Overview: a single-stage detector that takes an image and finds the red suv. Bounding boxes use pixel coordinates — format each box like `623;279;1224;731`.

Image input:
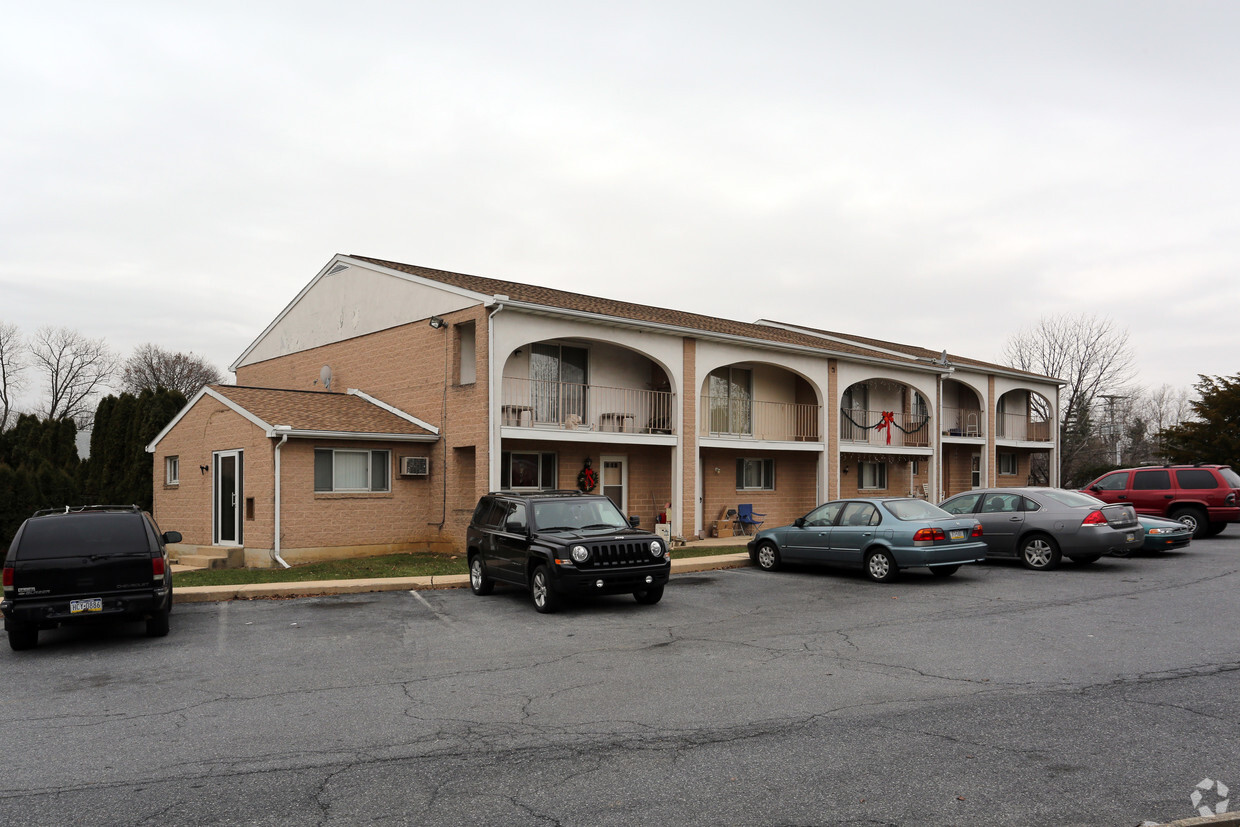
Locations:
1082;464;1240;539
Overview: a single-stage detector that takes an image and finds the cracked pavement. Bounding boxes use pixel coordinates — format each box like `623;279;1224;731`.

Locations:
2;541;1237;826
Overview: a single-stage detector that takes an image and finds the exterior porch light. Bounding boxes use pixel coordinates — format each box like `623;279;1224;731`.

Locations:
428;316;446;329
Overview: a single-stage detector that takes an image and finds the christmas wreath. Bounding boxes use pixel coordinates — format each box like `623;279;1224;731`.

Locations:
577;459;598;492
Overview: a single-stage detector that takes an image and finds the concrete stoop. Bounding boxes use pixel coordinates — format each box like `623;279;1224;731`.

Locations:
169;545;245;570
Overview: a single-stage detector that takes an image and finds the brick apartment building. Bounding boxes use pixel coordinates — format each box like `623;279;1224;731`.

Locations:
147;254;1062;567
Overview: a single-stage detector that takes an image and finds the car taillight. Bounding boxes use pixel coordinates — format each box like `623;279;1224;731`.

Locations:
971;524;984;537
1227;492;1236;505
152;557;165;578
913;527;946;541
2;563;13;589
1082;510;1108;526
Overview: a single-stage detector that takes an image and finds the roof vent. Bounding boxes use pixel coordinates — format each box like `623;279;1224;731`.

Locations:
327;263;350;276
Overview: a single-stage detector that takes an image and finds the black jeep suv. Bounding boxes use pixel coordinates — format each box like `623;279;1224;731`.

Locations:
466;491;671;613
2;505;180;650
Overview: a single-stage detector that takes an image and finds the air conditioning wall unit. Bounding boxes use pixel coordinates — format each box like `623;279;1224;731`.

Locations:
400;456;430;477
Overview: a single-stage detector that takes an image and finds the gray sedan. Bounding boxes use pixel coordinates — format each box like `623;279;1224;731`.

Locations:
939;487;1143;570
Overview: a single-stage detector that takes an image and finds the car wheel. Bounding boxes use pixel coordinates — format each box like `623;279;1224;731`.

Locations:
1019;535;1061;570
864;549;898;583
469;555;495;596
633;585;664;605
1170;506;1208;540
1205;521;1227;537
1071;554;1103;565
754;541;781;572
929;565;959;577
530;565;560;614
7;624;38;651
146;601;171;638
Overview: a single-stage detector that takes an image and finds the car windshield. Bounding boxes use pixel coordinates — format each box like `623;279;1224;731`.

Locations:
1037;489;1106;508
532;499;629;531
884;499;952;521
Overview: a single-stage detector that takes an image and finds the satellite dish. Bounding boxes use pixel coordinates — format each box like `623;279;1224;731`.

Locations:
319;365;333;390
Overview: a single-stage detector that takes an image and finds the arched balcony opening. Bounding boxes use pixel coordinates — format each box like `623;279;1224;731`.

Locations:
941;379;985;438
699;363;821;442
996;389;1054;443
500;339;676;434
839;379;932;449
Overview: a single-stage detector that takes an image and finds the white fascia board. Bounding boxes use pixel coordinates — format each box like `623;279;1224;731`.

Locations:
145;387;271;452
494;300;946;375
755;319;924;362
347;389;440;435
269;430;439;442
229;254;495;372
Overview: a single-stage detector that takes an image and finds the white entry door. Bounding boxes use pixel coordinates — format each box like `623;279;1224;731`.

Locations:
214;450;244;546
601;455;627;514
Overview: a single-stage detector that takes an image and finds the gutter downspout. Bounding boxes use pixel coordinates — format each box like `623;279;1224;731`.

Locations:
487;299;507;494
272;431;291;569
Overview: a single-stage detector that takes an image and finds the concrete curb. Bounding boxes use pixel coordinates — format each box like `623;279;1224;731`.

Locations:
173;552;752;604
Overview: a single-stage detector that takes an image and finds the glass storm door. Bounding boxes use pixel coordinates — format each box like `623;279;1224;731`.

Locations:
601;455;627;513
214;450;243;546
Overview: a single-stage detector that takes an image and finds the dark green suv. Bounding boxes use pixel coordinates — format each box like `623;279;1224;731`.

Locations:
2;505;180;650
466;491;670;613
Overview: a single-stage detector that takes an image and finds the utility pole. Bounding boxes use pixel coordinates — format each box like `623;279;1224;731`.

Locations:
1100;394;1126;465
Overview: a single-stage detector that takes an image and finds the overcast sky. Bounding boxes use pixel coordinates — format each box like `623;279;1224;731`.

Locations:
3;1;1237;412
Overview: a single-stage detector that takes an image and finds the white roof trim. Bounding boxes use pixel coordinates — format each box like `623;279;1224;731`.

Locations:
144;387;268;453
347;389;440;435
271;430;438;442
230;254;495;371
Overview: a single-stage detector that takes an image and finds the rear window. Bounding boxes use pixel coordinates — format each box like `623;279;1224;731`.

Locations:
14;514;149;560
1038;489;1106;508
1176;469;1220;490
1133;470;1171;490
1220;467;1240;487
883;499;950;521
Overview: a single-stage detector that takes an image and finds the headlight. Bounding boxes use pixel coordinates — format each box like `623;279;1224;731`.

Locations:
571;545;590;563
1146;527;1166;535
650;540;663;558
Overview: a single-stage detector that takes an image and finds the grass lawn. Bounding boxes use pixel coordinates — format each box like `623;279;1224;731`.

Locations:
173;544;746;587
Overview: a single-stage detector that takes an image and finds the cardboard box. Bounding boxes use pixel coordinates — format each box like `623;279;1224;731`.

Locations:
712;520;734;538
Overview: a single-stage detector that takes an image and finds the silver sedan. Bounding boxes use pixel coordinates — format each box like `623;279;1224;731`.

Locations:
938;488;1143;570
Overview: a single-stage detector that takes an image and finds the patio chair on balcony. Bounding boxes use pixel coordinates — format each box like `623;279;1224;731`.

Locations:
736;504;766;535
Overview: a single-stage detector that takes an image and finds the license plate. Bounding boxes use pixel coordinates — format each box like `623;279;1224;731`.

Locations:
1125;532;1136;543
70;598;103;614
950;530;965;541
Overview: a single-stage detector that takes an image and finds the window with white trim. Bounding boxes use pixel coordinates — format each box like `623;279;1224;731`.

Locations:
314;449;391;492
736;458;774;490
165;456;180;485
859;462;887;490
501;451;557;490
998;452;1018;476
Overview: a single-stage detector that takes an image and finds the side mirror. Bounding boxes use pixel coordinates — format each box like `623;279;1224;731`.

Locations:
793;517;806;528
505;521;526;535
1089;485;1101;492
163;530;182;544
629;515;641;528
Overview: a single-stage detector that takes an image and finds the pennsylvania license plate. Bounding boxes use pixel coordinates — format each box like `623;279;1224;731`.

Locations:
70;598;103;614
950;530;965;541
1125;532;1136;543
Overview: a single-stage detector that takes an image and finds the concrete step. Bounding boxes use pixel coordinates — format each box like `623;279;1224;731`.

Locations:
169;545;245;570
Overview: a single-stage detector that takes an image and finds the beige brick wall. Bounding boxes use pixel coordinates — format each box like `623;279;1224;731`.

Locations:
700;448;818;532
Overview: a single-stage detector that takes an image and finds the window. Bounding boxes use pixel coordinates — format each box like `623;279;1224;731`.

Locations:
531;343;588;424
456;322;476;385
736;458;774;490
501;451;557;489
941;492;982;515
998;453;1018;476
314;449;391;493
1133;469;1171;491
710;367;753;435
859;462;887;490
1176;469;1220;490
1093;472;1129;491
165;456;180;485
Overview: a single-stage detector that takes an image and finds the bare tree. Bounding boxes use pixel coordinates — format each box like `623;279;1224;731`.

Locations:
120;343;223;398
1004;314;1136;484
28;326;118;425
0;320;25;430
1134;383;1194;460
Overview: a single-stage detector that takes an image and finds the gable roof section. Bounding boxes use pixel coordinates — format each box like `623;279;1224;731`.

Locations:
146;385;439;452
348;256;913;363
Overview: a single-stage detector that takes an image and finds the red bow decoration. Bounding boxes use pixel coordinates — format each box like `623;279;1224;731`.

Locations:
876;411;896;445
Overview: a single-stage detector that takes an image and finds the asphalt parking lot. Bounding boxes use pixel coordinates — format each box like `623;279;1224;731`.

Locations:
2;538;1237;826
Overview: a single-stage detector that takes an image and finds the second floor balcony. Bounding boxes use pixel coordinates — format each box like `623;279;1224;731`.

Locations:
996;413;1053;442
501;377;676;434
941;406;984;438
700;396;821;442
840;408;932;449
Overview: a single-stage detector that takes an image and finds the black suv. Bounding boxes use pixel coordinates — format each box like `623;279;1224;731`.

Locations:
2;505;180;650
466;491;671;613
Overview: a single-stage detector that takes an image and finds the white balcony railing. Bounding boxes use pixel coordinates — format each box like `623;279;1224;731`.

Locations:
700;397;821;442
941;406;984;437
501;377;676;434
840;408;932;448
996;413;1053;442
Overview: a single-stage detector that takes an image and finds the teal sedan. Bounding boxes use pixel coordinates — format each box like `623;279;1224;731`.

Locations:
746;498;988;583
1137;515;1193;553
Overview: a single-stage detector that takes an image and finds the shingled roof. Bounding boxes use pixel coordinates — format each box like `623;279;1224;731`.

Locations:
349;255;916;363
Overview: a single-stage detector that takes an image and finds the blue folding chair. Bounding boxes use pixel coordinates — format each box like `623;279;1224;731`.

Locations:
736;504;766;535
